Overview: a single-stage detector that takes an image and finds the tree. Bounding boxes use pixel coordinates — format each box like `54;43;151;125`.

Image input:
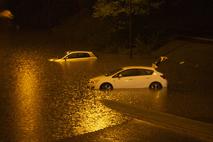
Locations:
92;0;164;39
93;0;164;32
93;0;164;57
93;0;163;18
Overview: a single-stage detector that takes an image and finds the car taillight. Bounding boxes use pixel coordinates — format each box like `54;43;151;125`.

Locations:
160;74;166;79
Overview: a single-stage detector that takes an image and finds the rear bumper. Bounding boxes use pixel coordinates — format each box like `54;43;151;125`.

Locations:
162;80;168;88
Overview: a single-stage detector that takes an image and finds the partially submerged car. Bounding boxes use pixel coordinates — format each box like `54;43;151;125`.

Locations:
48;51;97;62
88;66;168;90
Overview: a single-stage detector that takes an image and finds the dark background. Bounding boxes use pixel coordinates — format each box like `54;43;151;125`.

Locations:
0;0;212;34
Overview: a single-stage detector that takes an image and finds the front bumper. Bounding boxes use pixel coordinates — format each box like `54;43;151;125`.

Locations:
87;81;96;89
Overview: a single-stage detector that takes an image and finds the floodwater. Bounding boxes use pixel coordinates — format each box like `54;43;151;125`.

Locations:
0;47;213;142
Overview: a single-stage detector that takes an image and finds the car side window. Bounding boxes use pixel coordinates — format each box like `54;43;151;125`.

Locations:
113;69;153;77
66;53;78;59
78;53;90;58
66;53;90;59
119;69;141;77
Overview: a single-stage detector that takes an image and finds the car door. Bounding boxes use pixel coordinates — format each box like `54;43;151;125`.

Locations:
112;69;140;88
77;53;91;61
64;53;78;61
134;69;154;88
112;69;154;88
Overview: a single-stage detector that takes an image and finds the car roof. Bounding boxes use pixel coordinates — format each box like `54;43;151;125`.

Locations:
67;51;93;54
122;66;155;70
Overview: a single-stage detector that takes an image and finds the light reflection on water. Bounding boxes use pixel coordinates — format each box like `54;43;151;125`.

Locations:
1;48;134;141
8;50;44;142
105;89;168;111
51;90;129;140
1;47;212;142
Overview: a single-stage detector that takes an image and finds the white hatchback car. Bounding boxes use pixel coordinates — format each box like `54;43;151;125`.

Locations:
48;51;97;62
88;66;167;90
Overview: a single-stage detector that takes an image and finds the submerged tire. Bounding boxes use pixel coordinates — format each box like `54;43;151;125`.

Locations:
100;83;113;91
149;82;162;90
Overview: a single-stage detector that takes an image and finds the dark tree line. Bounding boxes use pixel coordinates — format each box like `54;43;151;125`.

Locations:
5;0;95;28
0;0;212;33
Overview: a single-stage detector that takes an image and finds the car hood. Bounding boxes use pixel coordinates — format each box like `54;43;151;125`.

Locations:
90;75;106;81
48;58;63;62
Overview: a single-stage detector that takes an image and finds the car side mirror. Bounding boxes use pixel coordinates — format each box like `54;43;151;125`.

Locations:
118;74;122;78
112;74;122;78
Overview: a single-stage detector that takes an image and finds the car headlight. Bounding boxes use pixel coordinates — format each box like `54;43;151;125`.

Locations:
89;80;94;84
89;79;99;84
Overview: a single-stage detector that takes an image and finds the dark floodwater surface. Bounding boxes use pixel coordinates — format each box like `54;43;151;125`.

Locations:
0;47;213;142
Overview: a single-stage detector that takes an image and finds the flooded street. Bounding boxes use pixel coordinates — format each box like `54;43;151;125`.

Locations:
0;47;213;142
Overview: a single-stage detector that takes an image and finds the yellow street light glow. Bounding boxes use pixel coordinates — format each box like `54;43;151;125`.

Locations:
0;10;14;19
12;55;42;141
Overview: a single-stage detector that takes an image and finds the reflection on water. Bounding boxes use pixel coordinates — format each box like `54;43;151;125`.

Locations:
0;48;133;141
72;95;125;135
106;89;168;111
9;50;43;142
1;47;213;142
46;88;169;140
51;91;129;139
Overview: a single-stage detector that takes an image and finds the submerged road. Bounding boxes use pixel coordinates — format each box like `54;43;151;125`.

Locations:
102;99;213;142
1;46;213;141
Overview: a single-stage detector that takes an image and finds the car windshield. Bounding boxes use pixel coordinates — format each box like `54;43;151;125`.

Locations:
61;55;67;59
105;68;122;76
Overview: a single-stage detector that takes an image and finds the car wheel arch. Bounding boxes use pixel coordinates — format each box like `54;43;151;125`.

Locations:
99;82;113;90
149;81;162;90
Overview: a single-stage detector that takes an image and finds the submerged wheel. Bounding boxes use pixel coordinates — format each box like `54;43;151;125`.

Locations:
100;83;113;91
149;82;162;90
